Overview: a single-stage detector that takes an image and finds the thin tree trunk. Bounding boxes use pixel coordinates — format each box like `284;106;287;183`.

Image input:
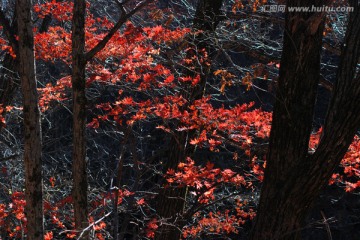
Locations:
154;1;224;239
69;1;149;237
250;1;360;239
112;126;131;240
71;0;88;236
16;0;44;238
154;132;188;240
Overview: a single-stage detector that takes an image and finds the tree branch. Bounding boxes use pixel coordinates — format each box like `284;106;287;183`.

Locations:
38;14;52;33
222;40;334;91
84;0;150;61
0;154;20;162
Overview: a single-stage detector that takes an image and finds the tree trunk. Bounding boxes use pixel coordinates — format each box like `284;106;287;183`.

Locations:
69;2;148;236
0;4;51;129
16;0;44;238
71;0;88;237
154;132;188;240
154;1;224;239
250;1;360;240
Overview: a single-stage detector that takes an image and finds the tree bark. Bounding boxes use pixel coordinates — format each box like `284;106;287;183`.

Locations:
154;1;224;239
249;1;360;240
16;0;44;238
69;1;149;237
154;132;188;240
0;4;51;130
71;0;88;237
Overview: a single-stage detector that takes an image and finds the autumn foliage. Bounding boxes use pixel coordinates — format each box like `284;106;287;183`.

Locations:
0;0;359;239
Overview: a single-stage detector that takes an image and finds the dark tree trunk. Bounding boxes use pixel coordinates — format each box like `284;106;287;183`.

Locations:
154;132;188;240
190;0;223;101
16;0;44;238
154;1;224;239
71;0;88;237
0;5;50;130
193;0;223;34
68;2;149;237
250;1;360;240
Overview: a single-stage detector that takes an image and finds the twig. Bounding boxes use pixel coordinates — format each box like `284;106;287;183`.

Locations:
320;210;333;240
0;154;20;162
58;211;112;240
85;0;151;61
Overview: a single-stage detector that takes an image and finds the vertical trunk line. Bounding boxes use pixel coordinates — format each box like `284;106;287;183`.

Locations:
71;0;88;237
154;1;224;239
16;0;44;238
249;1;327;239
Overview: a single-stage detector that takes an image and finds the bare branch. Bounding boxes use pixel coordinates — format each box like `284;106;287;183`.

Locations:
85;0;150;61
0;154;20;162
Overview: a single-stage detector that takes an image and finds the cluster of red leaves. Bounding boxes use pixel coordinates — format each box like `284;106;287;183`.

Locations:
182;200;255;239
0;24;15;57
35;26;72;62
93;94;271;152
33;1;189;79
182;47;211;72
37;22;189;110
0;192;27;239
0;104;7;127
309;128;360;191
167;158;247;204
170;98;271;151
145;218;159;239
341;136;360;191
248;155;266;182
0;37;16;58
34;0;73;21
232;0;268;13
38;76;71;111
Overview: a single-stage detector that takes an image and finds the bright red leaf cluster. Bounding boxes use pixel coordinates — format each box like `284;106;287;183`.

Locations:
167;158;248;204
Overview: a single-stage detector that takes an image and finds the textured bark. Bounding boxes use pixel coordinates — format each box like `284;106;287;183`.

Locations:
190;0;223;101
71;0;88;237
112;127;131;240
0;6;50;129
16;0;44;239
250;1;360;240
154;1;224;239
155;132;188;240
68;2;149;237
